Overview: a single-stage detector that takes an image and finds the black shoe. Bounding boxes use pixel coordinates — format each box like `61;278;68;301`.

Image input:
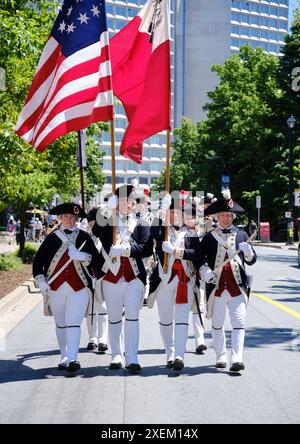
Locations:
166;360;174;369
230;362;245;372
57;363;67;370
87;342;98;351
109;362;123;370
66;361;81;372
196;344;207;354
173;359;184;372
98;343;108;353
125;363;141;372
215;361;227;369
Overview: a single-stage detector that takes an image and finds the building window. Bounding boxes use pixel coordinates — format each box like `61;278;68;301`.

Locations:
269;19;278;28
269;7;277;16
250;3;259;13
269;44;279;53
139;177;149;185
279;21;288;31
240;14;249;24
260;18;268;27
269;32;277;41
260;30;268;39
250;16;259;25
232;12;240;22
240;27;249;37
251;28;259;38
231;25;239;34
260;5;268;15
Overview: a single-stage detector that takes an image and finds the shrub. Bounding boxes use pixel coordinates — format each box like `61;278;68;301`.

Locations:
0;253;23;272
17;242;40;263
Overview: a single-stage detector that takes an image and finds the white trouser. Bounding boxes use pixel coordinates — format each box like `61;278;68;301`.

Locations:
211;291;247;364
192;282;206;348
86;299;108;345
102;278;143;365
156;276;194;363
49;282;89;364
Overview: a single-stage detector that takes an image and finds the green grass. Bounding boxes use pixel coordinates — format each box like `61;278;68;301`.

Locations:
0;242;40;271
0;252;23;272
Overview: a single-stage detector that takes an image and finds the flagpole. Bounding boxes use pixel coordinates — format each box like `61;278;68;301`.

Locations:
110;120;117;245
77;130;85;211
163;129;171;273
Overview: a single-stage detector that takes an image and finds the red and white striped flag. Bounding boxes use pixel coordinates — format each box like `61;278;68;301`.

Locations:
15;0;113;151
110;0;171;164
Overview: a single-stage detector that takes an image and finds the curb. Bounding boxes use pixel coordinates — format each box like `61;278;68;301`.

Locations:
0;278;42;343
254;243;298;252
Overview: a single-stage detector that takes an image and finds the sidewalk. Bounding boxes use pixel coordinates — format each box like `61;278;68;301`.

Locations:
253;241;298;251
0;244;19;255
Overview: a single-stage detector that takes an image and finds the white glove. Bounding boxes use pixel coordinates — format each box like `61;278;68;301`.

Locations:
203;268;215;284
107;195;118;210
162;241;175;255
68;246;89;262
39;281;50;294
161;194;172;211
110;244;123;257
239;242;253;258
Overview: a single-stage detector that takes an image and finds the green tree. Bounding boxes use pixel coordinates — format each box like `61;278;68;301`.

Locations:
0;1;107;257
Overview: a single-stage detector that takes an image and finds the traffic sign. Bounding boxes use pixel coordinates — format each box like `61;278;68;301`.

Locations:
285;212;292;219
221;175;230;191
256;196;261;209
295;189;300;207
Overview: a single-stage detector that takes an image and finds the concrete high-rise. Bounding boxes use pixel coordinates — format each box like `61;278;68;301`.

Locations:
175;0;289;124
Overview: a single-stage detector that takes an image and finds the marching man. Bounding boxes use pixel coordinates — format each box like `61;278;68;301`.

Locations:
85;208;108;354
33;203;101;373
183;202;207;355
199;190;257;372
148;194;201;372
92;185;151;372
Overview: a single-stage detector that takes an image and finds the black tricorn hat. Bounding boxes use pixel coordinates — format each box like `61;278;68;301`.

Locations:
49;203;87;219
87;208;98;222
204;190;245;216
115;185;135;199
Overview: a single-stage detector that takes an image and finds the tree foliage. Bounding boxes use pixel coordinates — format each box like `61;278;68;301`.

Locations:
0;0;107;256
155;39;300;234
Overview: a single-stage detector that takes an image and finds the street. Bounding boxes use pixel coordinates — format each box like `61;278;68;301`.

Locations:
0;246;299;424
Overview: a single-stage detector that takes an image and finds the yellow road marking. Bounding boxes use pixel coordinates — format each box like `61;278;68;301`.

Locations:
252;292;300;320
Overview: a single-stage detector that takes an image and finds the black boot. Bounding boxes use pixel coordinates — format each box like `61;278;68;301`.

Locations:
66;361;81;372
230;362;245;372
173;359;184;372
195;344;207;354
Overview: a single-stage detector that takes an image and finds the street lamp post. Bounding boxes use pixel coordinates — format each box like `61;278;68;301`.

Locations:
286;115;297;245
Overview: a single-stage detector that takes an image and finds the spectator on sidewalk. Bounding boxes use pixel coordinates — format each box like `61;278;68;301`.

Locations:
15;220;21;245
249;220;258;238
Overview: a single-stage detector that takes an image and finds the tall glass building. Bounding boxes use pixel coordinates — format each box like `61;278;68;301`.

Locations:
100;0;176;194
175;0;290;124
230;0;289;55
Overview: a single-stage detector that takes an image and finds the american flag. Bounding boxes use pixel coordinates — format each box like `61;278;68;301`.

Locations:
15;0;113;151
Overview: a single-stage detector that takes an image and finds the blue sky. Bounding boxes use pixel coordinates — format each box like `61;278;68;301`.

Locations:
289;0;299;25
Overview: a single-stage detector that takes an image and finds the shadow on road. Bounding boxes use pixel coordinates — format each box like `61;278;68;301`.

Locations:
257;254;297;264
245;327;295;350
